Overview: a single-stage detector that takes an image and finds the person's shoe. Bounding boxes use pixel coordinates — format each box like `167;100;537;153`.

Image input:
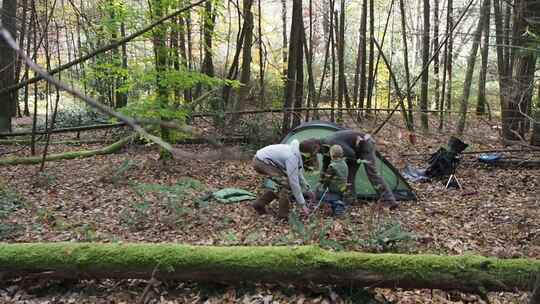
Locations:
332;200;346;217
251;190;276;215
251;201;268;215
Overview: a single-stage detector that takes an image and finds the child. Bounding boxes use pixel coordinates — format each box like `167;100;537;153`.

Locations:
316;145;350;216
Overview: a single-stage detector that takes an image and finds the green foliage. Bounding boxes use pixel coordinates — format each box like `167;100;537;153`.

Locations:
0;185;24;220
0;223;23;240
44;104;109;129
110;160;135;184
238;114;282;148
364;220;416;253
286;212;344;251
120;178;206;230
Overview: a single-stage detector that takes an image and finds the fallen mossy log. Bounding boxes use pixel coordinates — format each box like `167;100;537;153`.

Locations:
0;243;538;293
0;135;133;166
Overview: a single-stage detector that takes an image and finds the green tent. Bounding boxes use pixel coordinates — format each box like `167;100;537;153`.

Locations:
281;121;416;201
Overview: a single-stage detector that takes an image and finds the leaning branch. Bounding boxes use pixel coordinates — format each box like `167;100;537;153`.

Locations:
0;123;126;137
0;0;208;95
0;243;539;293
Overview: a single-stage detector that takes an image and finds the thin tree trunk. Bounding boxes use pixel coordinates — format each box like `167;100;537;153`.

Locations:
433;0;440;114
366;0;375;114
445;0;454;112
281;0;288;80
337;1;346;122
258;0;265;107
399;0;414;130
14;0;29;118
457;0;490;135
237;0;254;108
420;0;430;132
476;0;491;116
0;0;18;131
282;0;302;133
292;25;305;129
356;0;368;116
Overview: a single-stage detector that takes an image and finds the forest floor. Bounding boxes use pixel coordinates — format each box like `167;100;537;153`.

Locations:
0;113;539;304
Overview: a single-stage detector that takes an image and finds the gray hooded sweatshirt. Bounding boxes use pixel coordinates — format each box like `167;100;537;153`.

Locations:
255;140;309;206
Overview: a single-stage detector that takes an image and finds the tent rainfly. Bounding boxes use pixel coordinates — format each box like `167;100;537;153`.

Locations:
281;121;416;201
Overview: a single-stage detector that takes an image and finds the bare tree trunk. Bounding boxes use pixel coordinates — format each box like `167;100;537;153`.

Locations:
476;0;491;116
14;0;29;118
258;0;265;107
0;0;18;131
336;0;346;122
237;0;254;108
366;0;375;114
433;0;440;114
355;0;368;115
151;0;171;158
399;0;414;130
445;0;454;112
281;0;288;80
282;0;302;133
201;1;215;77
420;0;430;132
292;24;305;128
457;0;490;135
500;0;539;141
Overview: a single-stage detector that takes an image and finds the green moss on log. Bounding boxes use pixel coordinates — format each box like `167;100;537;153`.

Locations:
0;243;538;292
0;135;133;166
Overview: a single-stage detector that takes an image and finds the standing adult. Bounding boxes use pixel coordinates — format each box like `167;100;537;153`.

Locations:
251;139;311;218
300;130;398;209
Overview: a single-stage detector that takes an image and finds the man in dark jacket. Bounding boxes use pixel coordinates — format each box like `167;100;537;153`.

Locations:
300;130;398;209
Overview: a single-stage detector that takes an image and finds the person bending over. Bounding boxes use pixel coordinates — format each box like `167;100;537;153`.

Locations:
300;130;398;209
251;140;311;218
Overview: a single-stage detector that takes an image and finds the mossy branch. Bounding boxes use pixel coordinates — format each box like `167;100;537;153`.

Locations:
0;135;133;166
0;243;538;292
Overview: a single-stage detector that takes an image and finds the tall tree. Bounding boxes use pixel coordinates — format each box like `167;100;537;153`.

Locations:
337;0;346;122
476;0;491;116
0;0;18;131
432;0;440;113
420;0;430;131
399;0;414;130
282;0;302;133
499;0;539;141
445;0;454;112
201;0;216;77
281;0;288;80
151;0;171;157
457;0;490;135
354;0;368;114
366;0;375;113
237;0;254;108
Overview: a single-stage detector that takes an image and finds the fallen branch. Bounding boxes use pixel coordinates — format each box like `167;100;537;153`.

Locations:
0;135;133;166
0;138;114;145
0;243;538;293
0;123;126;137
